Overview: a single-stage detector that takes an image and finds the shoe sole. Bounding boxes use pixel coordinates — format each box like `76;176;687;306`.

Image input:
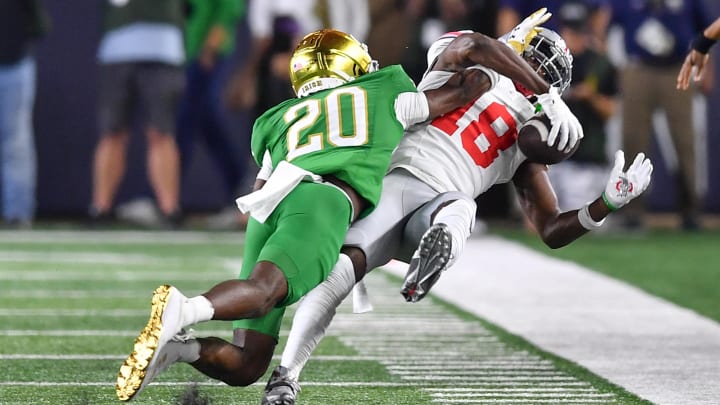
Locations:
116;285;175;401
401;224;452;302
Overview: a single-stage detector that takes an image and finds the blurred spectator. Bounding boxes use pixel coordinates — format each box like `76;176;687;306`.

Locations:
177;0;247;229
402;0;500;88
497;0;610;49
90;0;186;228
365;0;413;67
225;0;369;114
609;0;712;230
0;0;49;229
548;1;618;212
221;0;369;227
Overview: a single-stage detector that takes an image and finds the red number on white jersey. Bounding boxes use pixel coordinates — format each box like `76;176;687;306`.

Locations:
431;101;518;168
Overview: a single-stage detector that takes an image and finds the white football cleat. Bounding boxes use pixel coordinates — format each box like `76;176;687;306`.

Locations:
262;366;301;405
401;223;453;302
116;285;186;401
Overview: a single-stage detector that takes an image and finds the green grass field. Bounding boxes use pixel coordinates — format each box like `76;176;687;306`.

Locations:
3;228;712;404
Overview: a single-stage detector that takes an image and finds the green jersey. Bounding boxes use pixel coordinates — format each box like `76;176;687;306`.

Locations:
251;65;418;217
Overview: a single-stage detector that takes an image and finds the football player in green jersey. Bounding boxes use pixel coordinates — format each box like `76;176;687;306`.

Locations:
115;28;554;402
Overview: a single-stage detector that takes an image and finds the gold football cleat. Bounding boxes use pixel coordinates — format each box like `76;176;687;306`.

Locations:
116;284;176;401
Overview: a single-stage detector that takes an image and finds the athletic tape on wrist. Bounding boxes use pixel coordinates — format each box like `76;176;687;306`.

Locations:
578;203;606;231
691;34;717;54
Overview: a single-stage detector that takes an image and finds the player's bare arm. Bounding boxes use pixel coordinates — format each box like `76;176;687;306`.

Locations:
437;33;550;95
251;68;493;219
514;150;654;249
431;21;584;152
424;68;493;118
512;161;604;249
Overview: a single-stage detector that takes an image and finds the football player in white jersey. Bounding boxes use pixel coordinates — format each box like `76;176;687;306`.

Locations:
262;11;654;405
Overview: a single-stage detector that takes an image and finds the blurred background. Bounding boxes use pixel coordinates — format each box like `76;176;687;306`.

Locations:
4;0;720;231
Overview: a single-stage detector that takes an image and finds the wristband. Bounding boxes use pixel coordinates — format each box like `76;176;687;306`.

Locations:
601;191;619;211
691;33;717;54
577;203;606;230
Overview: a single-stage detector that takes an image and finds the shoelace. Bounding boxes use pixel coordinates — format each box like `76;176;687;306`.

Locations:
172;328;195;342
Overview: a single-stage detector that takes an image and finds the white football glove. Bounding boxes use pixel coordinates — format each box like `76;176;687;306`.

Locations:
506;7;552;54
536;86;584;152
602;150;654;211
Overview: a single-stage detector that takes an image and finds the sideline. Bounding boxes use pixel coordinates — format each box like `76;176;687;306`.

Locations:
382;235;720;405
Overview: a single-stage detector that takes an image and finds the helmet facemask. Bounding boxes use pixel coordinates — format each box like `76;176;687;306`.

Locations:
522;28;573;93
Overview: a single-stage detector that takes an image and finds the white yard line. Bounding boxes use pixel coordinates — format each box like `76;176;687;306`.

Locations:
0;251;172;265
325;273;612;403
0;381;415;387
0;230;244;244
2;252;614;403
383;235;720;405
0;271;230;281
0;354;390;361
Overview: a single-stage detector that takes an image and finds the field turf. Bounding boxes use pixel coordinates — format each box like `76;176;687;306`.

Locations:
1;229;700;404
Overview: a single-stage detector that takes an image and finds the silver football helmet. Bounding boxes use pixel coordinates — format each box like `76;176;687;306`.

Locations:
522;28;573;93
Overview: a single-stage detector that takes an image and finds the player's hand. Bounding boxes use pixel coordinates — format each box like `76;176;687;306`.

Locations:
506;7;552;54
676;50;710;90
601;150;654;211
536;86;584;152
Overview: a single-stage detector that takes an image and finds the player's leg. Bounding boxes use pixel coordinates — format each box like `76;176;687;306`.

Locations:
201;56;245;200
401;191;477;302
185;213;297;387
91;63;133;218
618;62;654;227
660;70;698;228
263;169;437;405
139;62;184;219
116;214;280;400
0;56;36;224
262;251;357;405
118;183;353;400
118;180;352;400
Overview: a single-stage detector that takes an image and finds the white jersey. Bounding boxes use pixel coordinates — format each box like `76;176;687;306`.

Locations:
389;70;537;198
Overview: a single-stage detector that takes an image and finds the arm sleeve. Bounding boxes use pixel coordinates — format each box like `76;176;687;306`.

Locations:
394;92;430;129
256;151;274;181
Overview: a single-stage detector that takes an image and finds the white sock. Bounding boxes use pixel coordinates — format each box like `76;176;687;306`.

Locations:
281;254;355;380
182;295;215;327
433;199;475;267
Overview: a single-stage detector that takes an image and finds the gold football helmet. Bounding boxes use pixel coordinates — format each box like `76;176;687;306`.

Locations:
290;29;378;98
